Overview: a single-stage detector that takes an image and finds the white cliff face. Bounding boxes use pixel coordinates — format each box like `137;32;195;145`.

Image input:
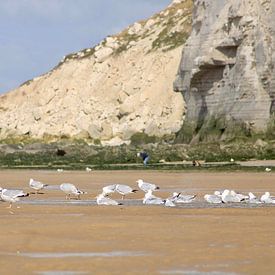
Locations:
0;0;192;146
174;0;275;140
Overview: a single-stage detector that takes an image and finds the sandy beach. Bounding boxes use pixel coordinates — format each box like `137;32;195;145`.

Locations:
0;170;275;274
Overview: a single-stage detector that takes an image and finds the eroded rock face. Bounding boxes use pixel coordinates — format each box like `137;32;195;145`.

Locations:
174;0;275;141
0;0;192;146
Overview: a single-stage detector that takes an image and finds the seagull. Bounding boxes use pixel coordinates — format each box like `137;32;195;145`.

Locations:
260;192;275;203
86;167;92;172
60;183;86;200
221;189;242;203
230;158;234;162
171;192;196;203
29;178;48;194
0;188;29;208
136;179;160;193
143;190;164;205
57;169;64;173
246;192;262;204
102;184;117;195
265;167;271;172
164;198;176;207
96;193;122;206
204;194;223;204
115;184;138;200
230;190;248;201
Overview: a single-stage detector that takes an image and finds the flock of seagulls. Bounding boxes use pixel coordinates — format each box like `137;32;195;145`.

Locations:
91;179;196;207
204;189;275;204
0;178;275;208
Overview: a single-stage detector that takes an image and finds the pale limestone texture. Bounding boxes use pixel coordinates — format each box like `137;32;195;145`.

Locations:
0;0;192;145
174;0;275;137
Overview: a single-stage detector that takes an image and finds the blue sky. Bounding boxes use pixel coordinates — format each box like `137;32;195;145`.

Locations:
0;0;170;94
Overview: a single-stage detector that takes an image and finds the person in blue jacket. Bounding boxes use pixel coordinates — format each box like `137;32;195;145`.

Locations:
137;151;150;166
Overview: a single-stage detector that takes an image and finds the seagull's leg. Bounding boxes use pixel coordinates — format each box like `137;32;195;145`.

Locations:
6;202;12;209
122;195;125;200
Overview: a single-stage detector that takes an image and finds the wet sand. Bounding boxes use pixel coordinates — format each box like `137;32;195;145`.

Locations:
0;170;275;274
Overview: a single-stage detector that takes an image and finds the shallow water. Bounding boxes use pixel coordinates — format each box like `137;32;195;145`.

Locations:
17;198;275;209
3;251;148;259
37;272;87;275
160;270;238;275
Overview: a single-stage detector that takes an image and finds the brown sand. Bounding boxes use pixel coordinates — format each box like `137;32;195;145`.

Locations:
0;170;275;274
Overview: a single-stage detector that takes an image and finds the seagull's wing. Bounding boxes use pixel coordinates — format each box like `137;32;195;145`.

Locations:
141;182;155;192
144;195;164;205
175;195;197;203
116;184;132;194
150;198;164;204
3;189;28;198
101;197;119;205
178;194;196;201
30;180;44;189
103;184;116;194
205;195;222;204
144;181;159;190
60;183;75;193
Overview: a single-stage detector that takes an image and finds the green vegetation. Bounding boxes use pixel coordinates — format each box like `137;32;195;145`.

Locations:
20;79;33;87
150;4;192;53
53;47;96;71
113;33;139;56
130;133;158;146
266;116;275;140
0;136;274;170
175;115;275;145
151;27;189;52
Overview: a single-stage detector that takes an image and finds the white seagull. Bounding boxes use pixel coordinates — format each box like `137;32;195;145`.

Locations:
221;189;242;203
29;178;48;194
86;167;92;172
230;190;248;201
115;184;138;200
204;194;223;204
96;193;122;206
60;183;86;200
136;179;160;193
171;192;196;203
0;188;29;208
164;198;176;207
143;190;164;205
260;192;275;203
246;192;262;204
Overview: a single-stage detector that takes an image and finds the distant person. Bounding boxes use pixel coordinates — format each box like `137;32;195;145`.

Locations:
137;151;150;166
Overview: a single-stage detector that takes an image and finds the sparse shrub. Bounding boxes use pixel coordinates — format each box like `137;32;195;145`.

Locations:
130;133;157;145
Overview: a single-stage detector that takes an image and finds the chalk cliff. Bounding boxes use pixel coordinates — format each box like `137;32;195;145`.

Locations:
174;0;275;142
0;0;192;146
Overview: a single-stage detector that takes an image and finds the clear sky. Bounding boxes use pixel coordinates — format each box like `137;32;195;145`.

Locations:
0;0;171;94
